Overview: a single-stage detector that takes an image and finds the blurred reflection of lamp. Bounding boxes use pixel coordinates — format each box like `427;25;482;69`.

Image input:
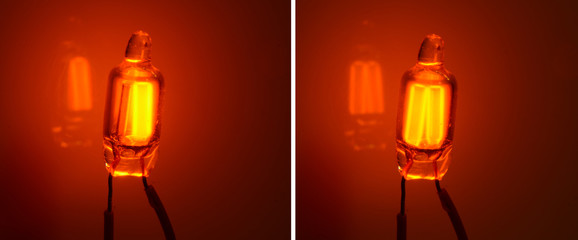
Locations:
349;60;383;116
395;34;466;240
51;41;94;148
345;20;387;151
67;56;93;111
103;31;174;240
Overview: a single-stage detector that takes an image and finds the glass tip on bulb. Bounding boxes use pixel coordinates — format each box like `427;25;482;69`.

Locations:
418;34;444;65
125;30;152;62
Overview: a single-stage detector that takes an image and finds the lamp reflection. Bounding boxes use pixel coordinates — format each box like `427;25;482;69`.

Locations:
67;56;93;111
51;41;94;148
349;60;384;115
345;45;386;151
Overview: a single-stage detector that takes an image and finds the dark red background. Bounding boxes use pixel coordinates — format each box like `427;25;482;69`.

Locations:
0;0;289;239
297;0;578;239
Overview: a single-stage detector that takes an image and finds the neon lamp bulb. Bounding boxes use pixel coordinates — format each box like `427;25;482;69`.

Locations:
396;34;457;180
103;31;165;177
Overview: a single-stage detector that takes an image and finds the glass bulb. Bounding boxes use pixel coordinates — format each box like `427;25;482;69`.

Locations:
103;31;164;177
396;34;457;180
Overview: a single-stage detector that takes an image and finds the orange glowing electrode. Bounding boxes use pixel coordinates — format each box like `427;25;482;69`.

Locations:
396;34;457;180
103;31;164;177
